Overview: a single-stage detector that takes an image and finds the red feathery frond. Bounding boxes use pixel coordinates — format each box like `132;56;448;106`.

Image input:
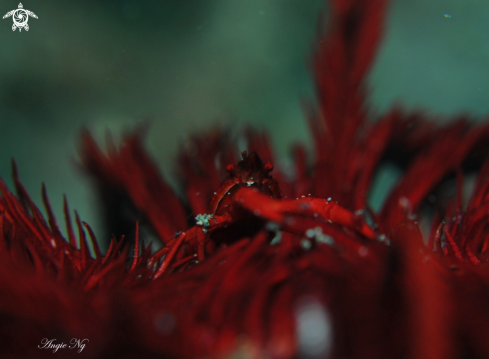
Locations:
81;129;187;242
3;0;489;358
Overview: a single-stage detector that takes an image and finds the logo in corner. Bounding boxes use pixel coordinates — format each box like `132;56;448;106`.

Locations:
3;3;37;32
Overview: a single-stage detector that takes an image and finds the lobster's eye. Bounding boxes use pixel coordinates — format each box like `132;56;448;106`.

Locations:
226;164;235;172
264;162;274;172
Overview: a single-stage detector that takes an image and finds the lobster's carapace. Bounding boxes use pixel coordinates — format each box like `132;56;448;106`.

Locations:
209;151;281;216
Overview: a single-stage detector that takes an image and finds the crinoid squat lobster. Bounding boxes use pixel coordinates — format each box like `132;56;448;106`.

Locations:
152;151;379;278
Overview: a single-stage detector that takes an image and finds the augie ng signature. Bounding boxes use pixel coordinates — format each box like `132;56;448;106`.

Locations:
38;338;88;353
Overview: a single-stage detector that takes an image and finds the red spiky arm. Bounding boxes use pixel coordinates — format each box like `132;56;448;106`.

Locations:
310;0;392;211
178;129;237;215
381;120;489;229
80;129;188;243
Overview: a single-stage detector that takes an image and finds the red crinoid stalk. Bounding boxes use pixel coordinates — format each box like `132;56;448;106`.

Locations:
2;0;489;358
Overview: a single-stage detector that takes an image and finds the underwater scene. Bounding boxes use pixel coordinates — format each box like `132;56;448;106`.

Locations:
1;0;489;358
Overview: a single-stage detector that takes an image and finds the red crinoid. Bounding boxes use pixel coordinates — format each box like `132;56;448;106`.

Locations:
2;0;489;358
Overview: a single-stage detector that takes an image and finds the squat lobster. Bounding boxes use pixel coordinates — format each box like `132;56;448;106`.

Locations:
152;151;378;278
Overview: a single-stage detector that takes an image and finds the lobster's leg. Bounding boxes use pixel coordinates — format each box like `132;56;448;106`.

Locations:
152;212;233;275
153;232;186;279
194;228;207;262
193;212;233;261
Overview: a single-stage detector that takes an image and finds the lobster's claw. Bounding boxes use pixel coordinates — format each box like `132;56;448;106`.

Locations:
233;187;378;240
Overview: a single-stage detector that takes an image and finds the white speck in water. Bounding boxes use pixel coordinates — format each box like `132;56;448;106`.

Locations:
195;214;212;227
301;239;312;250
296;296;333;358
305;227;334;245
399;197;410;208
265;222;280;232
306;228;315;238
358;246;369;257
317;234;334;245
270;231;282;245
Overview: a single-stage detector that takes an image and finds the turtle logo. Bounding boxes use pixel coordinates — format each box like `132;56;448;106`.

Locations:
3;3;37;32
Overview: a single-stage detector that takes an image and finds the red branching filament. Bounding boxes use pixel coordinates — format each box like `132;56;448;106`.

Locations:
2;0;489;358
